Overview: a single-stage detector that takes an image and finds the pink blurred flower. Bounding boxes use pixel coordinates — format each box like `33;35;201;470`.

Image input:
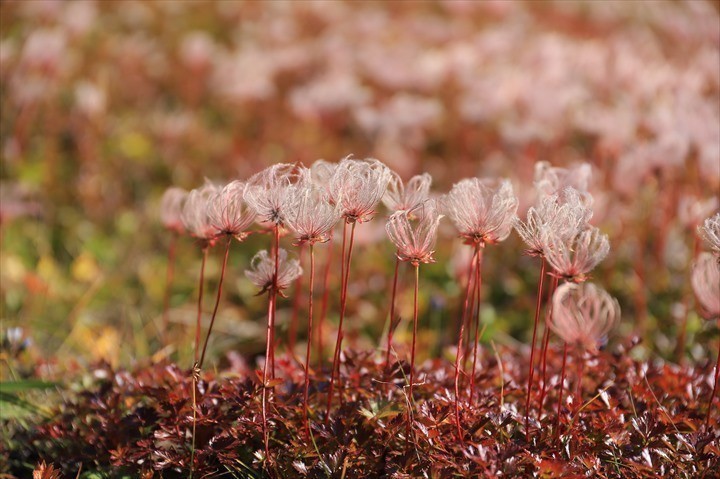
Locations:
692;253;720;319
181;181;221;242
160;187;187;234
699;213;720;257
550;282;620;352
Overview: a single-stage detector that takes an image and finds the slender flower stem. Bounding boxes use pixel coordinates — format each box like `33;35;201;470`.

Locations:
289;244;305;356
194;246;209;364
261;289;277;462
554;342;569;441
706;329;720;426
161;231;178;348
469;244;484;406
270;225;280;379
385;254;401;371
461;253;478;374
525;256;547;442
199;236;231;370
575;349;584;415
318;237;333;367
409;263;420;401
454;248;478;441
326;221;356;423
303;244;316;438
538;275;560;412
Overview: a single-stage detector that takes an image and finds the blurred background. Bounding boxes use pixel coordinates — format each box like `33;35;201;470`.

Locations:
1;0;719;377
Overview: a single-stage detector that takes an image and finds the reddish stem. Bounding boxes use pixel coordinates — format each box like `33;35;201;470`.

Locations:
706;330;720;426
199;236;231;369
270;224;280;379
318;236;333;366
161;232;178;347
538;275;560;412
303;245;316;438
462;265;478;374
409;263;420;401
289;243;305;356
261;286;277;462
554;342;569;441
385;254;401;371
454;248;478;441
525;256;547;442
194;246;209;364
326;221;355;423
469;245;484;406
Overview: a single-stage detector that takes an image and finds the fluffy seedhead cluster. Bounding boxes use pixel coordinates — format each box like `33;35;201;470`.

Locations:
385;200;443;266
329;157;393;224
245;248;303;295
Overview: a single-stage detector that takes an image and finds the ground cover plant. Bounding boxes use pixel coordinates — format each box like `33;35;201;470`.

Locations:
1;1;719;478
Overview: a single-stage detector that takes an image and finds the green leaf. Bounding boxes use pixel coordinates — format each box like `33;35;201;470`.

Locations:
0;380;58;393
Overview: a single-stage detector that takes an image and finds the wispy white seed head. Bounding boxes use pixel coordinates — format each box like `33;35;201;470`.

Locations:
514;187;592;257
245;248;303;294
443;177;518;246
244;163;302;226
329;156;392;223
692;252;720;319
551;282;620;352
160;187;187;233
699;212;720;257
543;226;609;282
382;172;432;214
284;182;342;245
181;180;221;241
386;199;443;266
207;180;256;240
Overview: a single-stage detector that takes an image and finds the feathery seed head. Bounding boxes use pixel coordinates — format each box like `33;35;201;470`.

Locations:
443;177;518;246
543;225;609;282
245;248;303;295
160;187;188;234
386;199;443;266
699;212;720;258
382;171;432;214
692;252;720;319
514;187;592;257
244;163;302;226
181;180;221;243
207;181;256;240
329;156;392;223
534;161;593;205
284;182;342;245
550;282;620;352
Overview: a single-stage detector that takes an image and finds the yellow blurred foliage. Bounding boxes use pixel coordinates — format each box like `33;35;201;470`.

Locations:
71;252;100;283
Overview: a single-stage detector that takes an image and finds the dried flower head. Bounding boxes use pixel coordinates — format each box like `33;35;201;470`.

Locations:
699;212;720;257
284;183;342;245
159;187;187;234
382;172;432;214
207;181;256;240
514;187;592;257
310;159;338;201
245;248;303;295
534;161;593;204
181;181;221;242
386;199;443;266
550;282;620;352
443;177;518;246
543;226;609;282
329;156;392;223
692;252;720;319
244;163;302;226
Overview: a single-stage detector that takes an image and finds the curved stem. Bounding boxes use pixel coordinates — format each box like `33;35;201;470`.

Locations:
199;236;231;370
318;237;333;367
270;224;280;379
290;243;306;356
303;245;315;438
469;245;484;406
161;232;178;348
326;221;355;423
706;329;720;426
194;246;209;364
525;256;547;442
539;275;560;412
385;254;401;371
454;248;478;441
554;342;569;441
261;289;276;462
